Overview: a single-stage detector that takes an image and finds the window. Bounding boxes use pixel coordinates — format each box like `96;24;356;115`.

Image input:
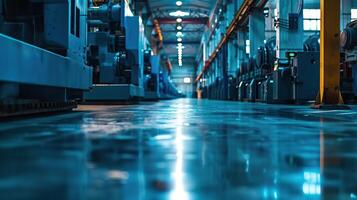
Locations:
303;9;320;31
352;9;357;21
183;77;191;84
245;40;250;55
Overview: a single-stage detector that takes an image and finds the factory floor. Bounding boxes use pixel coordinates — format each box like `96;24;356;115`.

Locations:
0;99;357;200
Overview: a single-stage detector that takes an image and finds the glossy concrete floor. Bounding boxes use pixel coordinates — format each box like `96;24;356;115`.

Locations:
0;99;357;200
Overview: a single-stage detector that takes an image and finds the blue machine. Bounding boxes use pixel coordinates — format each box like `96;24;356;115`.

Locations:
143;50;161;100
272;51;320;104
159;57;182;99
84;1;145;102
341;20;357;99
0;0;92;116
237;35;320;104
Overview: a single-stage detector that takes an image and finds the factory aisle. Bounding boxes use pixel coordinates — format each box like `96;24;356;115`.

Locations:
1;99;357;200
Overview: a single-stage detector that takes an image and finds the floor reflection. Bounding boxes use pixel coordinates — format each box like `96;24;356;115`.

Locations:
0;99;357;199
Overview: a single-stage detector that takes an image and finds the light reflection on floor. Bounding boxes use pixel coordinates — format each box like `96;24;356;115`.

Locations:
0;99;357;199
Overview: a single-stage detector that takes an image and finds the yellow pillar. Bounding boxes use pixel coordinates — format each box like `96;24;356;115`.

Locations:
315;0;346;108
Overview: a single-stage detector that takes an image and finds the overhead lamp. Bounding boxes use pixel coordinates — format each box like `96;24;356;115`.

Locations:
177;25;183;30
176;18;183;23
176;1;183;6
169;10;189;17
176;31;184;37
177;38;183;42
263;7;269;17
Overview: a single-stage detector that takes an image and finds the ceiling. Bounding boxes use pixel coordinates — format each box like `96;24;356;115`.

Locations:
136;0;217;65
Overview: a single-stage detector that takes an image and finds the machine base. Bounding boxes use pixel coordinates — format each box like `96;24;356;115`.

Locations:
84;84;144;102
0;101;76;118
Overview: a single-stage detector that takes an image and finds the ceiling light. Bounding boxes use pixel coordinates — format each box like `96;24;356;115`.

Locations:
176;18;183;23
169;11;189;17
176;1;183;6
176;32;184;37
177;38;182;42
177;25;183;30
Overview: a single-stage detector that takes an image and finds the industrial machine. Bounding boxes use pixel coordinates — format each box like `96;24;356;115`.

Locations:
257;36;277;103
269;34;320;104
84;0;145;102
238;62;249;101
160;57;182;99
341;20;357;101
143;50;160;100
0;0;92;117
238;36;276;102
237;35;320;104
272;51;320;104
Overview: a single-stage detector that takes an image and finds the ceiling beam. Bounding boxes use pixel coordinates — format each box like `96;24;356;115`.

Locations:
163;41;201;45
161;29;205;33
156;17;209;25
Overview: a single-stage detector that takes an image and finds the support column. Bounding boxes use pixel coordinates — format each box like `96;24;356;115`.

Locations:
237;30;248;71
227;1;237;76
314;0;347;108
249;8;265;59
276;0;304;58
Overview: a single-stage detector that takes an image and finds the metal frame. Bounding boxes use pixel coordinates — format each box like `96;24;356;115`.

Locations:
0;34;92;90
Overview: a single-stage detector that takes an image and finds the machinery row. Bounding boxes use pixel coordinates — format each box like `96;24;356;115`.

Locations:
196;1;357;105
0;0;181;117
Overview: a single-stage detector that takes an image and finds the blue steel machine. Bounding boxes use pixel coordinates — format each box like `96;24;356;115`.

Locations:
0;0;92;116
143;50;161;100
341;20;357;100
237;35;320;104
84;0;145;102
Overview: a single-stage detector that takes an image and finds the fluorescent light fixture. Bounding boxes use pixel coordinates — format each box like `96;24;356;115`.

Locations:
176;1;183;6
176;31;183;37
176;18;183;23
169;11;189;17
177;25;183;30
177;38;182;42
